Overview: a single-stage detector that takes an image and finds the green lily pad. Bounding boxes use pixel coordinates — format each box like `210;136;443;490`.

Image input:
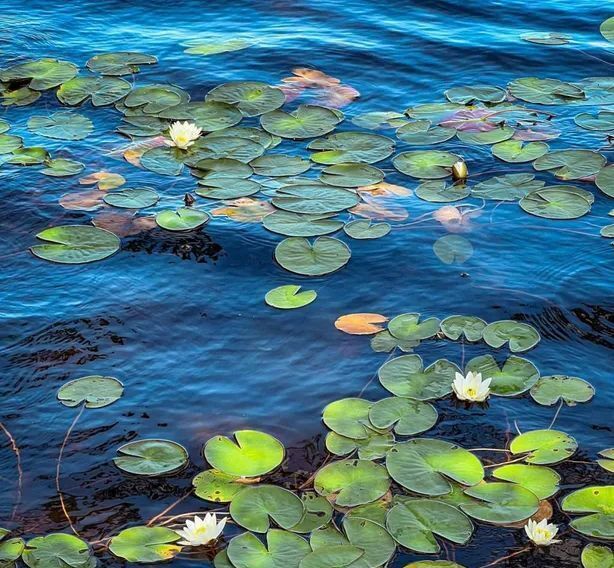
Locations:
22;534;95;568
104;188;159;209
482;320;540;352
393;151;460;179
509;429;577;464
183;38;253;56
491;140;549;163
433;235;473;264
343;220;390;239
325;430;395;460
508;77;585;104
31;225;120;264
521;32;571;45
159;102;242;131
204;430;285;477
261;105;342;139
265;285;317;309
192;157;253;180
386;499;473;553
601;17;614;42
0;119;8;134
370;331;420;354
263;211;343;237
41;158;84;177
57;76;132;106
7;147;48;165
156;208;210;231
227;530;310;568
192;469;246;502
465;354;539;396
575;110;614;131
0;58;78;90
0;531;24;565
206;81;284;116
530;375;595;406
117;115;167;137
415;180;470;202
596;165;614;198
109;526;181;563
582;544;613;568
520;187;592;219
299;545;364;568
319;163;384;187
123;84;187;114
322;398;373;440
86;52;157;75
308;132;394;164
562;486;614;540
351;111;406;130
379;354;461;400
440;315;487;341
1;86;41;107
289;493;333;533
140;146;185;176
251;155;311;177
272;184;359;215
206;126;279;149
533;149;606;179
389;313;441;341
190;135;264;162
460;482;539;524
28;112;93;140
57;375;124;408
386;439;484;495
457;126;514;145
230;485;304;532
472;173;545;200
492;464;560;499
114;439;188;476
369;397;438;435
445;85;506;104
275;237;351;276
598;449;614;473
601;224;614;238
0;134;22;154
396;120;456;145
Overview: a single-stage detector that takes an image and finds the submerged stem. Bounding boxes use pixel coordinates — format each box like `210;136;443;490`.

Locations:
548;400;564;430
147;490;194;526
479;546;531;567
0;421;23;521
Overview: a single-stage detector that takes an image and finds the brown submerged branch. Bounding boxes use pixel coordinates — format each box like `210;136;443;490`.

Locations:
0;421;23;521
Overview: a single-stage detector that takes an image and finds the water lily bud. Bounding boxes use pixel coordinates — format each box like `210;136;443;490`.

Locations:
452;160;468;181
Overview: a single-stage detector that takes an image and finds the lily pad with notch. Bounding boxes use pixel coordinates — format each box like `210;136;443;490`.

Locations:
227;530;310;568
396;120;456;145
325;430;395;460
104;188;159;209
114;439;189;476
519;187;592;219
465;354;539;396
192;469;247;503
369;397;438;435
0;58;78;90
530;375;595;406
482;320;540;352
581;543;613;568
263;211;343;237
491;140;549;163
440;315;487;341
457;126;514;145
156;208;210;231
308;132;395;164
58;375;124;408
206;81;285;116
272;184;359;214
393;150;460;179
492;464;560;500
533;149;606;180
416;180;470;202
196;178;261;199
459;482;539;524
433;235;473;264
472;173;544;200
320;163;384;187
86;52;157;75
508;77;585;104
275;236;351;276
22;534;95;568
445;85;506;104
265;285;317;309
343;220;390;239
389;313;441;341
109;526;181;563
41;158;85;177
562;486;614;540
250;154;311;177
28;112;93;140
260;105;342;139
57;76;132;106
509;429;577;464
289;493;333;533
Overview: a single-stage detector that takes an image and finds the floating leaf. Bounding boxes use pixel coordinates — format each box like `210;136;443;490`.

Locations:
123;84;187;114
59;190;105;212
369;397;438;435
206;81;284;116
104;188;159;209
309;132;394;164
41;158;84;177
28;112;93;140
322;398;373;439
289;493;333;533
491;140;549;163
159;102;242;131
313;459;390;506
114;439;188;476
156;208;210;231
562;486;614;540
109;526;181;563
334;313;388;335
250;154;311;176
387;439;484;495
445;85;506;104
415;180;470;202
192;469;246;502
520;187;592;219
1;86;41;107
508;77;584;104
87;52;157;75
492;464;560;499
320;163;384;187
0;134;22;154
190;135;264;163
466;354;539;396
227;530;310;568
261;105;342;139
275;236;351;276
326;430;394;460
460;482;539;524
433;235;474;265
457;126;514;145
370;331;420;354
533;149;605;180
212;197;274;222
343;219;390;239
482;320;540;352
299;545;364;568
91;211;156;237
575;110;614;131
598;449;614;474
204;430;285;477
57;76;131;106
8;147;48;165
183;39;253;56
206;125;279;149
58;375;124;408
0;119;9;134
0;58;78;90
530;375;595;406
31;225;120;264
596;165;614;198
601;17;614;42
440;315;487;341
263;211;343;237
272;184;359;214
472;173;545;200
351;111;406;130
118;115;167;137
582;544;613;568
601;224;614;238
393;151;460;179
521;32;571;45
265;285;317;309
386;499;473;553
379;354;460;400
22;534;95;568
388;313;441;341
510;429;577;464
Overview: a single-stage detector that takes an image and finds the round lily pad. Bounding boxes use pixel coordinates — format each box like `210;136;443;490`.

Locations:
314;459;390;507
440;315;487;341
109;526;181;563
601;17;614;42
325;430;394;460
123;84;187;114
191;157;253;180
263;211;344;237
31;225;120;264
465;354;539;396
0;119;10;134
28;112;93;140
379;354;460;400
369;397;438;435
598;449;614;473
0;58;78;90
460;482;539;524
582;544;613;568
140;146;185;175
260;105;342;139
22;534;95;568
533;149;606;180
299;545;364;568
0;134;22;154
319;163;384;187
204;430;285;477
308;132;394;164
416;180;470;202
289;493;333;533
206;81;285;116
322;398;373;439
457;126;514;145
482;320;540;352
57;76;132;106
386;439;484;495
156;208;210;231
492;464;560;499
251;154;311;177
191;135;264;163
389;313;441;341
472;173;545;200
230;485;304;532
227;530;310;568
521;32;571;45
491;140;549;163
160;102;242;131
87;52;157;75
509;429;577;464
352;110;406;130
396;120;456;145
183;38;253;56
104;188;159;209
265;285;317;309
508;77;584;104
530;375;595;406
370;331;420;353
114;439;189;476
192;469;246;502
393;151;460;179
271;184;359;214
601;225;614;238
596;165;614;198
445;85;506;104
8;147;48;165
575;110;614;131
275;236;351;276
433;235;473;264
41;158;85;177
206;126;279;149
58;375;124;409
386;499;473;553
117;115;167;137
343;220;390;239
197;179;261;199
520;187;592;219
562;486;614;540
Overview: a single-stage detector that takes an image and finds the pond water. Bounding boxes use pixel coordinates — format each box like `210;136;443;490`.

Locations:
0;1;612;567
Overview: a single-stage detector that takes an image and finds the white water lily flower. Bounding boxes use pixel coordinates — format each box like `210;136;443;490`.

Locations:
176;513;226;547
166;121;202;149
524;518;561;546
452;371;491;402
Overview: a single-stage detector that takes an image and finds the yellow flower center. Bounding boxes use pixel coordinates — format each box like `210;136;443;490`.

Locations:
466;387;477;397
536;528;552;539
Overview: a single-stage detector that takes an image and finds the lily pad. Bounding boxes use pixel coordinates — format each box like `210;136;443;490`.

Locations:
22;534;95;568
509;429;577;464
521;32;571;45
104;188;159;209
575;110;614;131
343;220;390;239
582;544;613;568
230;485;304;532
114;439;189;476
271;184;359;214
197;178;260;199
393;151;460;179
465;354;539;396
0;119;8;134
351;111;406;130
86;52;157;75
457;126;514;145
533;149;605;180
299;545;364;568
460;482;539;524
415;180;470;202
596;165;614;198
57;76;131;106
204;430;285;477
140;146;185;175
440;315;487;341
601;17;614;42
156;208;210;231
275;237;351;276
562;486;614;540
1;87;41;107
261;105;342;139
192;157;253;181
308;132;394;164
433;235;473;264
389;313;441;341
251;154;311;177
370;331;420;353
109;527;181;563
41;159;85;177
492;464;560;499
482;320;540;352
57;375;124;408
369;397;438;435
190;135;264;162
396;120;456;145
379;354;460;400
31;225;120;264
206;126;279;149
28;112;93;140
0;531;24;565
7;147;48;165
520;187;592;219
123;85;187;114
508;77;585;104
289;493;333;533
0;58;78;90
206;81;284;116
159;102;242;131
263;211;343;237
192;469;246;502
183;38;253;56
326;430;395;460
445;85;506;104
322;398;373;439
598;449;614;473
0;134;22;154
491;140;549;163
314;459;390;506
265;285;317;309
227;530;310;568
320;163;384;187
472;173;545;200
530;375;594;406
386;499;473;553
